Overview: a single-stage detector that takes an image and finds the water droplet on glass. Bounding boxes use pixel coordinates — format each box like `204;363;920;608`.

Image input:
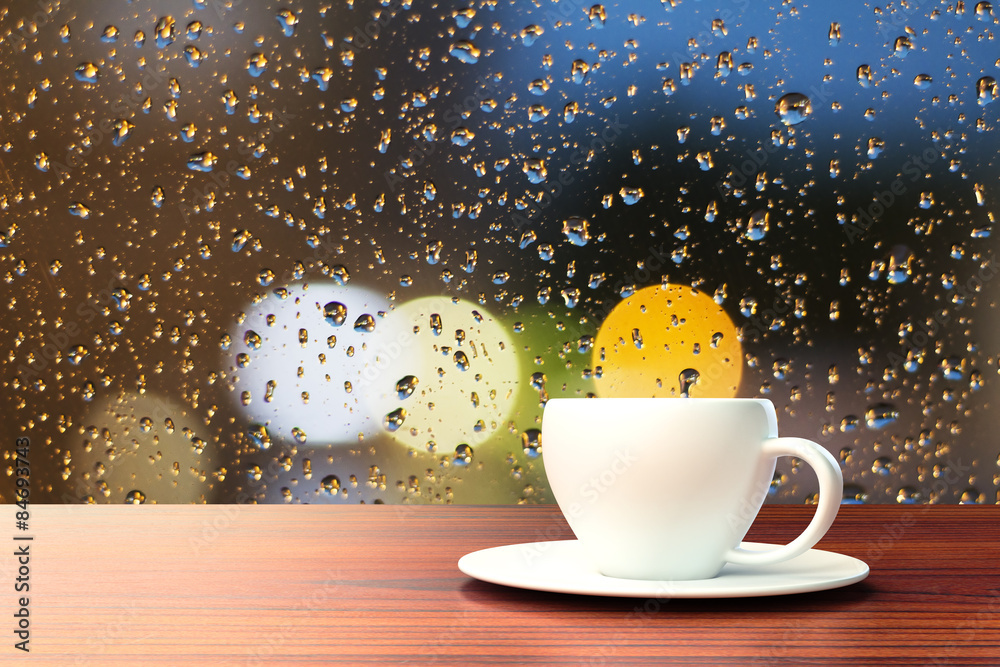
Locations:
865;403;899;429
321;474;341;494
249;424;271;450
679;369;700;397
429;313;443;336
520;24;544;46
453;7;476;28
383;407;407;432
75;63;100;83
276;8;298;36
183;45;204;67
323;302;347;326
620;187;644;205
68;345;89;365
521;429;542;458
775;92;812;125
453;443;474;466
746;210;769;241
353;314;375;332
69;202;91;218
857;64;873;88
449;41;480;64
396;375;419;400
155;16;176;48
561;218;590;246
940;356;965;381
247;52;268;77
244;330;262;350
977;76;997;106
893;35;913;57
222;89;239;114
187;152;218;172
867;137;885;159
125;490;146;504
523;158;547;184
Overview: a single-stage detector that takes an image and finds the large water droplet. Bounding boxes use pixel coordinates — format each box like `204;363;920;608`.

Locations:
561;218;590;246
977;76;997;106
125;490;146;504
520;24;544;46
775;92;812;125
679;369;700;397
187;152;218;172
396;375;419;400
155;16;176;48
75;63;100;83
383;407;407;432
745;210;769;241
521;429;542;457
321;474;341;494
323;302;348;326
453;443;474;466
449;41;480;64
276;8;298;36
865;403;899;429
68;345;89;365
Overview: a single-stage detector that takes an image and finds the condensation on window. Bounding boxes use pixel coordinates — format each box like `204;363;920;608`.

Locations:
1;1;997;505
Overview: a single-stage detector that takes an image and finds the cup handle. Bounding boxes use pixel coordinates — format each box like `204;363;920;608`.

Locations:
723;437;843;567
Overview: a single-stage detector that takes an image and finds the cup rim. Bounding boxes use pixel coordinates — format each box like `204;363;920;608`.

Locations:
543;397;780;437
545;397;771;403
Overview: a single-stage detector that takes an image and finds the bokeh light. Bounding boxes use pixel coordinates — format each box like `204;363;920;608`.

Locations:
229;282;389;446
593;284;742;398
369;296;522;453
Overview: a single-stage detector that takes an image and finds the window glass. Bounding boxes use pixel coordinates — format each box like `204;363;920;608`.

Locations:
2;1;996;504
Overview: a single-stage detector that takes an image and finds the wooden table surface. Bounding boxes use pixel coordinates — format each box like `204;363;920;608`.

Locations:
7;504;999;665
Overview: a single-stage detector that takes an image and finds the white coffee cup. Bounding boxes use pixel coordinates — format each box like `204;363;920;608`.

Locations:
542;398;843;581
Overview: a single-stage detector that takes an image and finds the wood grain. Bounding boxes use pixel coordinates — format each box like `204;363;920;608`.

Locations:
7;505;998;665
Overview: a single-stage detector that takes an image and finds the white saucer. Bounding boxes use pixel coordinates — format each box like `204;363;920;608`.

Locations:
458;541;869;598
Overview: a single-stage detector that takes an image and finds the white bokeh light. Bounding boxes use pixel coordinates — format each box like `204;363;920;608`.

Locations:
229;282;389;445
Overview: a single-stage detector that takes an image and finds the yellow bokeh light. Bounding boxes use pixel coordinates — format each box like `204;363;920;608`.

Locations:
371;296;522;451
592;284;743;398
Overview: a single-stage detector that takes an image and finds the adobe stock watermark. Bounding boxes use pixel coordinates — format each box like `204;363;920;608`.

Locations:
509;116;629;232
875;0;930;40
15;273;134;389
178;109;297;222
241;569;345;667
928;593;1000;666
72;601;152;665
864;456;971;563
715;82;834;200
585;580;681;666
542;0;750;31
56;393;177;504
39;66;171;184
518;447;637;565
3;0;61;51
887;254;997;373
383;73;501;193
843;141;944;243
